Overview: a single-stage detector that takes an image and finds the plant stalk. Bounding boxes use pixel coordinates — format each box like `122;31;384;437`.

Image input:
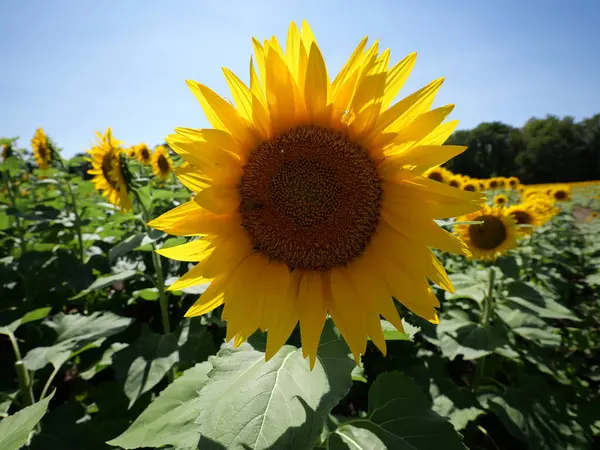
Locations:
473;265;496;391
7;331;35;407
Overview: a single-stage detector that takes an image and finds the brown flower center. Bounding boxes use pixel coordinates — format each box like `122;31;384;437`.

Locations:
510;210;531;225
468;214;507;250
427;171;444;182
101;152;119;189
158;154;170;174
239;125;381;271
554;190;567;200
140;148;150;161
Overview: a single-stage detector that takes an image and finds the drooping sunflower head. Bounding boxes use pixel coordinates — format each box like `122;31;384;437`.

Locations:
454;205;517;260
149;21;484;366
424;166;447;183
507;176;520;189
135;143;152;164
151;145;172;180
552;185;571;202
86;128;133;212
1;142;14;161
493;194;508;207
448;175;464;189
462;179;478;192
31;128;53;169
507;203;543;235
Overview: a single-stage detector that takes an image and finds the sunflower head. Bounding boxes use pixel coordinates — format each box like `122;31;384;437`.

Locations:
1;142;14;161
478;180;486;191
448;175;464;189
135;143;152;164
493;194;508;207
127;147;137;158
586;211;599;222
454;205;517;260
496;177;507;189
151;145;172;180
86;128;133;212
424;167;447;183
507;176;520;189
552;185;571;202
462;180;478;192
507;203;543;235
149;20;484;366
31;128;53;169
487;178;499;189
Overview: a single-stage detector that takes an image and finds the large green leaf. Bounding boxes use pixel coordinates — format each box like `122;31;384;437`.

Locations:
430;381;483;431
505;281;579;321
0;307;52;334
70;270;137;300
326;425;386;449
197;321;354;449
113;327;179;408
328;372;466;449
108;233;145;264
0;391;54;450
496;304;561;347
107;362;213;449
23;312;132;371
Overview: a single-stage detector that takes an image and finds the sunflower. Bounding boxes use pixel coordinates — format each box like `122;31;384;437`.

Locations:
424;166;447;183
506;203;542;235
507;176;520;189
493;194;508;207
586;211;599;222
496;177;507;189
478;180;486;191
527;197;558;224
454;205;517;260
127;147;137;158
551;185;571;202
448;175;464;189
1;143;13;161
487;178;499;190
149;21;483;366
135;143;152;164
462;179;478;192
87;128;132;211
31;128;52;169
151;145;173;179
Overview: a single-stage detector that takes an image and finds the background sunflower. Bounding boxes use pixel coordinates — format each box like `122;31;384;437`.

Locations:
31;128;52;169
151;145;172;179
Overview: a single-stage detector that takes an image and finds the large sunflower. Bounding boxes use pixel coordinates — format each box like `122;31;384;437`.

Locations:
454;205;517;260
31;128;52;169
506;203;542;235
149;21;483;366
87;128;132;211
135;143;152;164
152;145;173;179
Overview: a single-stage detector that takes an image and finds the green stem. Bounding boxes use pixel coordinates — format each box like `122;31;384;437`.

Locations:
2;175;27;255
473;265;496;391
40;365;61;401
7;331;35;407
132;189;174;382
57;159;85;262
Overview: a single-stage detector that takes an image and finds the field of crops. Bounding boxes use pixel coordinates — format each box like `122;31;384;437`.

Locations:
1;130;599;450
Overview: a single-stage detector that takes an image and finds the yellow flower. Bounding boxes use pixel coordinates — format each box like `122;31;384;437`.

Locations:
152;146;172;179
477;180;486;191
448;174;464;189
551;185;571;202
149;21;483;366
135;143;152;164
507;176;520;189
86;128;132;212
493;194;508;207
455;205;517;260
2;143;13;161
127;147;137;158
424;166;448;183
487;178;499;190
462;179;478;192
496;177;507;189
506;203;542;235
31;128;52;169
527;197;558;224
586;211;599;222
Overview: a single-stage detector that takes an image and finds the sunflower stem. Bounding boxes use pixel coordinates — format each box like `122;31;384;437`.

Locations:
56;158;85;262
7;330;36;409
132;189;175;382
473;265;496;391
2;173;27;255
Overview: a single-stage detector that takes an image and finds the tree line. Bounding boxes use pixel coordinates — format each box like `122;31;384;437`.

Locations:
444;114;600;184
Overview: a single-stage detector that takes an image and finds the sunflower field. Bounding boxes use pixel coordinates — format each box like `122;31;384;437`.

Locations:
2;21;600;450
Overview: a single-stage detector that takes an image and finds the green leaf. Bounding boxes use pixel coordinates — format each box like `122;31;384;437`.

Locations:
107;362;213;449
23;312;132;371
505;281;580;321
198;320;354;449
496;305;561;347
0;307;52;334
430;381;483;431
113;328;179;408
330;372;466;449
327;425;386;449
378;319;416;341
497;255;520;278
108;233;145;264
447;272;487;303
0;390;54;450
131;288;159;301
70;270;137;300
80;342;130;381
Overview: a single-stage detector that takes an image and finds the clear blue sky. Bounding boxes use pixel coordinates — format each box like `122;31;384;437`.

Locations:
2;0;599;157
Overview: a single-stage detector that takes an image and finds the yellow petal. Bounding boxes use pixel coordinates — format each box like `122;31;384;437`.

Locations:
332;37;368;95
174;166;212;192
285;21;301;81
416;120;459;146
148;201;235;236
304;43;331;124
297;271;327;369
265;268;299;361
185;291;224;318
265;44;298;132
378;145;467;181
391;105;455;145
156;238;213;262
193;185;239;215
381;52;417;109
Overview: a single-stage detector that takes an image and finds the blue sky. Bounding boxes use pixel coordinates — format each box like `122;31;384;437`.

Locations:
2;0;599;157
